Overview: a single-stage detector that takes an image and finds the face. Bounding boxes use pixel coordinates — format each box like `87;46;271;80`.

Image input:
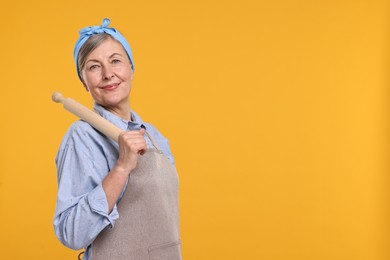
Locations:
81;38;133;111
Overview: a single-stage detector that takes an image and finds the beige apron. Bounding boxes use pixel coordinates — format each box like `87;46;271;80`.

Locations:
92;133;181;260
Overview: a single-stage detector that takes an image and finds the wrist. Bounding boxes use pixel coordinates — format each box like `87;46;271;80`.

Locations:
112;163;133;177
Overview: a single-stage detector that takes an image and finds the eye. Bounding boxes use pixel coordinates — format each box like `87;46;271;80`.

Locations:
88;64;100;70
112;59;121;64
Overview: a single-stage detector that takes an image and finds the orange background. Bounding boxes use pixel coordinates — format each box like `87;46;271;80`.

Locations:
1;0;388;259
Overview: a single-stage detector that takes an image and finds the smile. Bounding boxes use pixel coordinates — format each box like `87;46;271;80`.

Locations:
101;83;119;91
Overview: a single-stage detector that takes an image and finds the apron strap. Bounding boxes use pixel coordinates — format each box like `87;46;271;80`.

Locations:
145;130;162;153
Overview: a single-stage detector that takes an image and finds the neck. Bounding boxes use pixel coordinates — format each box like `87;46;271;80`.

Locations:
104;100;132;122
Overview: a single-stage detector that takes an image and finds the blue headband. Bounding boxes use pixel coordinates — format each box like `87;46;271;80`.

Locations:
73;18;135;78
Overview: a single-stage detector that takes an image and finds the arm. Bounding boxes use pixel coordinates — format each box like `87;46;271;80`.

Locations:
54;133;118;250
102;129;146;213
53;125;146;249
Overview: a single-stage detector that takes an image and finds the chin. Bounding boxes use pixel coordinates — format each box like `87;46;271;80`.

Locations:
105;96;129;107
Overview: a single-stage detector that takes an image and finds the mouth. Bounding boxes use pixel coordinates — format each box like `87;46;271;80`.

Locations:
101;83;120;91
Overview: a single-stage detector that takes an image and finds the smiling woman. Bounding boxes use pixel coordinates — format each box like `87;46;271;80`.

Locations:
80;37;134;120
53;18;181;260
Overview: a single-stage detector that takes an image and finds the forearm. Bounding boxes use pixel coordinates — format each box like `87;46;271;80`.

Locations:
102;165;130;213
101;129;146;212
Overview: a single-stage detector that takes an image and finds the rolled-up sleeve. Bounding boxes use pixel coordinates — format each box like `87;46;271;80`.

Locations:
88;184;118;227
53;125;119;250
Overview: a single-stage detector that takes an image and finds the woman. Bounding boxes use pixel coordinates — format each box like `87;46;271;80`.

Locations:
53;18;181;260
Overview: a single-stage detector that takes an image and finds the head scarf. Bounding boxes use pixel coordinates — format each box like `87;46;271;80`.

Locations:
73;18;134;78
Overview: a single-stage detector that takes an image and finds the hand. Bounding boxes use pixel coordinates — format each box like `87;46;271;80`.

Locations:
115;128;147;175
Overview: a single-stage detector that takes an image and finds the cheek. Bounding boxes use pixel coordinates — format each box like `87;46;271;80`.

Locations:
83;73;100;89
117;66;132;79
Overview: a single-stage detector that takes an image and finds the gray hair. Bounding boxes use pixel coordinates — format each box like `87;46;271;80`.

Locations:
77;33;132;81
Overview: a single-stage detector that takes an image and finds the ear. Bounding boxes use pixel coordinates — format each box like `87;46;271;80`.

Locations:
130;69;134;80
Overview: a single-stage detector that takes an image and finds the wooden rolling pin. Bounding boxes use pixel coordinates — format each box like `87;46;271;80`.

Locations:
52;91;122;142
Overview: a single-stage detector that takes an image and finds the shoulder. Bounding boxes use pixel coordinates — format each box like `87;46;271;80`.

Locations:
55;120;117;173
143;122;176;165
57;120;113;158
142;122;170;147
67;120;97;137
131;111;169;143
59;120;97;148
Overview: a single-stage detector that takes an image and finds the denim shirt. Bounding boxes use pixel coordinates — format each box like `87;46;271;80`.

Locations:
53;103;175;259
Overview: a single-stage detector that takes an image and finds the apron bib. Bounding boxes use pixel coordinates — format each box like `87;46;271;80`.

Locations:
92;133;181;260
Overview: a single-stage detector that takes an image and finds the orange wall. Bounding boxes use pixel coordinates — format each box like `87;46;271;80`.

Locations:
0;0;388;259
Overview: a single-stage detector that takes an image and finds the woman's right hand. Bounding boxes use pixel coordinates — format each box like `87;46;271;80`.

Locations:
115;128;147;175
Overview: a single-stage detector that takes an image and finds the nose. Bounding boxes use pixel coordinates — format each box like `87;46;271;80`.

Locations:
102;66;114;80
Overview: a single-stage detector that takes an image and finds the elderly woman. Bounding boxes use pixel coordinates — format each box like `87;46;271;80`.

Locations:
53;18;181;260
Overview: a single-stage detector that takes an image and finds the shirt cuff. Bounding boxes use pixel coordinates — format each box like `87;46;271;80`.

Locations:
87;184;119;227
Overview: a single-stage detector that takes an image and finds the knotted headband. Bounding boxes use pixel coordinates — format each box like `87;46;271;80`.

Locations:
73;18;135;78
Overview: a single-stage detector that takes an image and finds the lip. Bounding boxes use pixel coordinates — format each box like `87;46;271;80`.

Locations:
101;83;120;91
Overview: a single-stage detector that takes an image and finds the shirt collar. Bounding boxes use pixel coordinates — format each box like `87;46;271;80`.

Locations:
93;103;146;131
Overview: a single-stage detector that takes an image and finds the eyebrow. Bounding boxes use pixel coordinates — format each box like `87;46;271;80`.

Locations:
109;53;123;58
86;53;124;63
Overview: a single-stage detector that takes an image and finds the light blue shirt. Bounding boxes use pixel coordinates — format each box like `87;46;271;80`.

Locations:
53;103;175;260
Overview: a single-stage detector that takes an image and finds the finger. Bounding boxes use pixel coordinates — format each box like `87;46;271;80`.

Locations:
122;136;147;148
130;142;146;155
121;129;146;139
137;140;147;155
118;130;147;154
135;129;146;154
127;137;146;155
